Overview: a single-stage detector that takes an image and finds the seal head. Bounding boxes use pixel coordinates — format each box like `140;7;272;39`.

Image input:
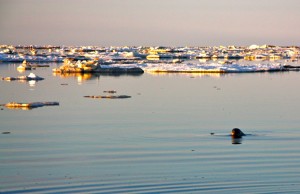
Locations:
231;128;245;138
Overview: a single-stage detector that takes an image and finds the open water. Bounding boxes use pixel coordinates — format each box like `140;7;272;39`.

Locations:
1;61;300;193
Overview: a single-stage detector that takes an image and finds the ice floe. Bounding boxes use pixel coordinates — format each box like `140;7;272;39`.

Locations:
138;62;284;73
1;44;300;73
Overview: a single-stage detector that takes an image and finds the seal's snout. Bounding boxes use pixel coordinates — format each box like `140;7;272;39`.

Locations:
231;128;245;138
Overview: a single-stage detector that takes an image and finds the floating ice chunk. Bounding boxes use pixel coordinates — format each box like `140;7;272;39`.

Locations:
28;73;37;78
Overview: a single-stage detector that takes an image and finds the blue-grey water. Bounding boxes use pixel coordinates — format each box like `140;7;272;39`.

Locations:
1;61;300;193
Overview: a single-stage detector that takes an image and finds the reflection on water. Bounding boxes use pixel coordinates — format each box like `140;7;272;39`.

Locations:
1;79;39;87
28;80;36;87
52;72;143;85
231;137;243;144
1;62;300;193
52;72;99;84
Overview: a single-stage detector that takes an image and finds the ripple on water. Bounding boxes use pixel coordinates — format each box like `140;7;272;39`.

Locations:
2;179;300;194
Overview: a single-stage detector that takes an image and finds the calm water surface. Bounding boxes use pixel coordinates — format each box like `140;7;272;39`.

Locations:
1;62;300;193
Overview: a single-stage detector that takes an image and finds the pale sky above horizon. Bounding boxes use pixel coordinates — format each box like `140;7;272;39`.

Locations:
0;0;299;46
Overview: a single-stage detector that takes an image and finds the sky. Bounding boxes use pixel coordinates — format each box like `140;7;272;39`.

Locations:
0;0;299;46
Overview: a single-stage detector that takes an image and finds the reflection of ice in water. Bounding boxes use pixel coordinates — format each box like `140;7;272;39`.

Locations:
77;76;83;85
28;80;36;87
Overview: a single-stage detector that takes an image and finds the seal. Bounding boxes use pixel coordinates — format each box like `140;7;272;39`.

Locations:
231;128;246;138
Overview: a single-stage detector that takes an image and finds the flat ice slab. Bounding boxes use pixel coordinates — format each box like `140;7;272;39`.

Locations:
138;63;284;73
